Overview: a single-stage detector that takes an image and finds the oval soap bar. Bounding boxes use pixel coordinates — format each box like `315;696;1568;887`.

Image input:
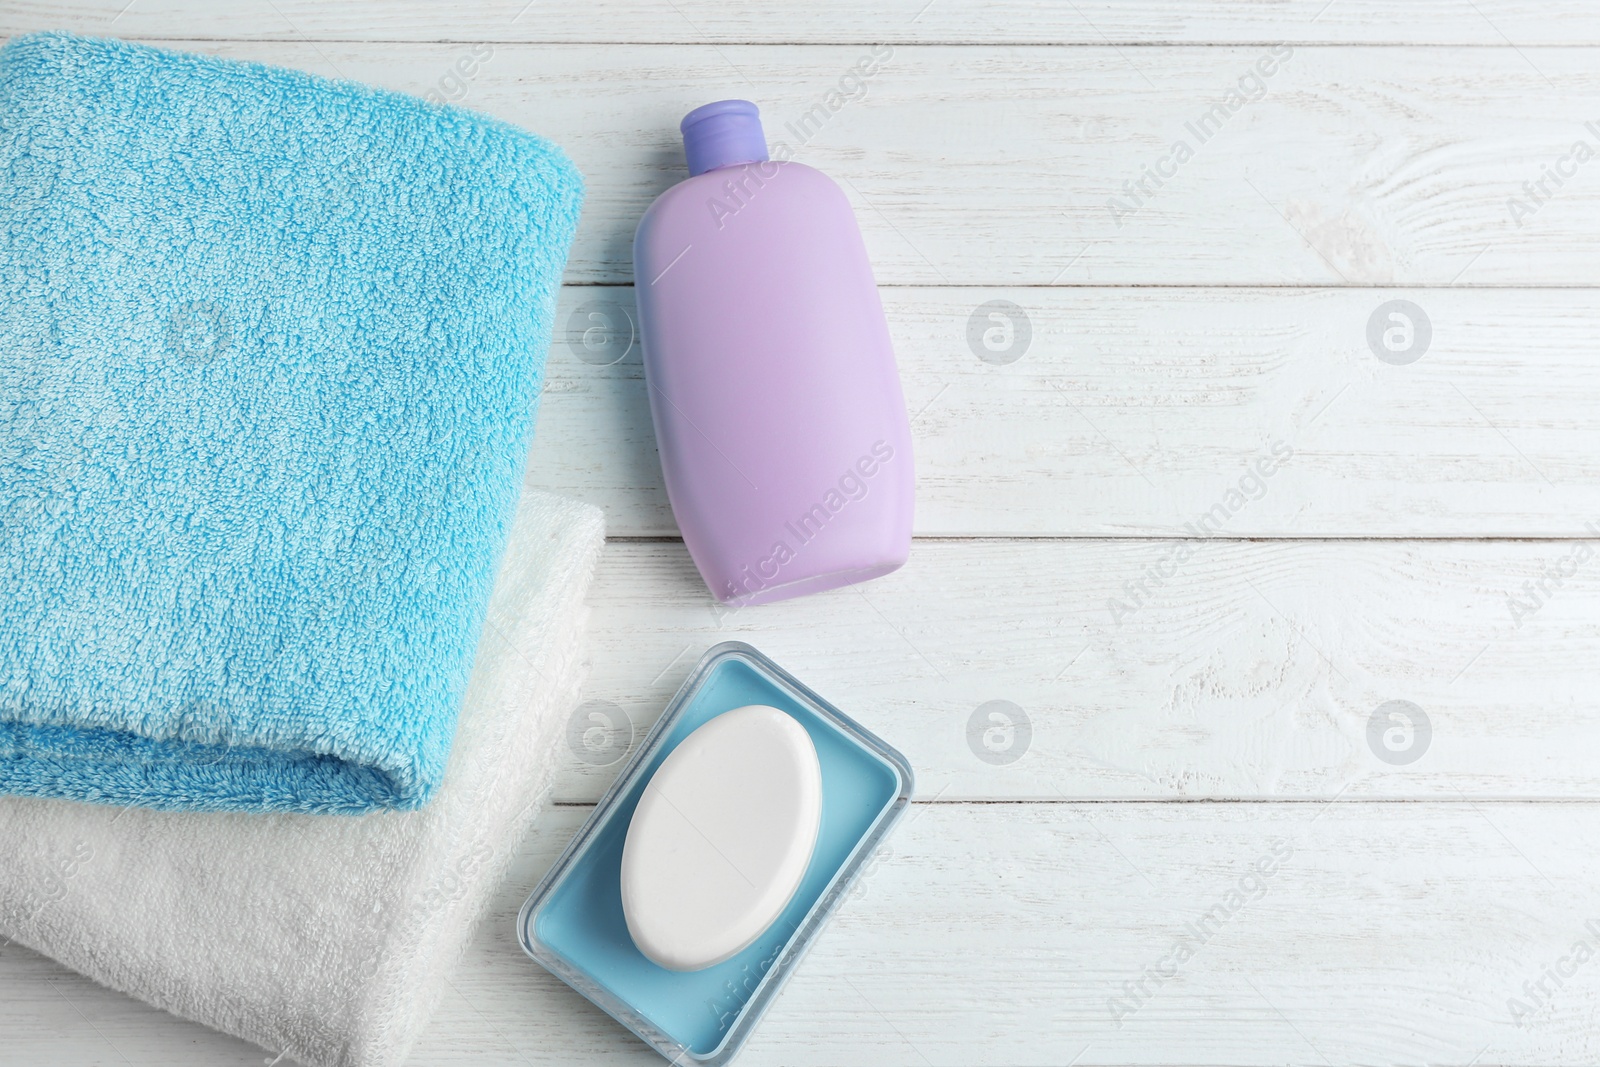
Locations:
620;705;823;971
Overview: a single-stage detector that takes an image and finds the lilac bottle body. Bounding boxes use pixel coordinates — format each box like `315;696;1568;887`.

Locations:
634;101;913;606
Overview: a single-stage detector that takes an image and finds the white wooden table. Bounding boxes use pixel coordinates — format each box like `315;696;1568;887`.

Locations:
9;2;1600;1063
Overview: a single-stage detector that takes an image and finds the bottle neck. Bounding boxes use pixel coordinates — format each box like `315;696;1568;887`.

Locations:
681;100;769;177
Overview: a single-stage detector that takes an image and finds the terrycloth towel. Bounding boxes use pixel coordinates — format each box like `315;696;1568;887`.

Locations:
0;489;605;1067
0;33;585;812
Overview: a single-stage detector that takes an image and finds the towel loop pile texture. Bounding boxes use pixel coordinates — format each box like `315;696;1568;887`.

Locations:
0;488;607;1067
0;33;585;813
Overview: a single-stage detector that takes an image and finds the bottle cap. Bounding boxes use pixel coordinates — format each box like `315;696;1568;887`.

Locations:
680;99;769;177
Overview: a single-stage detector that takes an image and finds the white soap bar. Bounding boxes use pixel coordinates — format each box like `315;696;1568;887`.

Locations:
620;704;823;972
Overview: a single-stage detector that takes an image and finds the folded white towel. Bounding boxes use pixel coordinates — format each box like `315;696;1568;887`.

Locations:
0;490;605;1067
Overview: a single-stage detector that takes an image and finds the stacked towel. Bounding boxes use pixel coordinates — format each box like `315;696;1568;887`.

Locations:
0;33;585;813
0;489;606;1067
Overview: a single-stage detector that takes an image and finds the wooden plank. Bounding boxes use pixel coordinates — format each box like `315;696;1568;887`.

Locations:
4;41;1600;285
8;801;1600;1065
13;1;1600;45
558;538;1600;803
533;285;1600;536
0;12;1587;1067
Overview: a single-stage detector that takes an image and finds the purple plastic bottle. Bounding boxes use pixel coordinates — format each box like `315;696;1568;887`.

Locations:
634;100;914;606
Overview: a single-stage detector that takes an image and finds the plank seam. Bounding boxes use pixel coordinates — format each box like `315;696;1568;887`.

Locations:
38;38;1600;49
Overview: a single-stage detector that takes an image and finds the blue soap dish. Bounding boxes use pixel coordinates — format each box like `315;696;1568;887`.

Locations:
517;641;913;1065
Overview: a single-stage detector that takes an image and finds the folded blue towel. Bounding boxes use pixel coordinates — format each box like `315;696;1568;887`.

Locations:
0;33;585;813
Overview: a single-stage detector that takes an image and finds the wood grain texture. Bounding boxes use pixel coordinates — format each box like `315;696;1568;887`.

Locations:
550;538;1600;803
3;7;1597;1067
535;285;1600;536
0;40;1597;285
8;802;1600;1065
12;1;1600;45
